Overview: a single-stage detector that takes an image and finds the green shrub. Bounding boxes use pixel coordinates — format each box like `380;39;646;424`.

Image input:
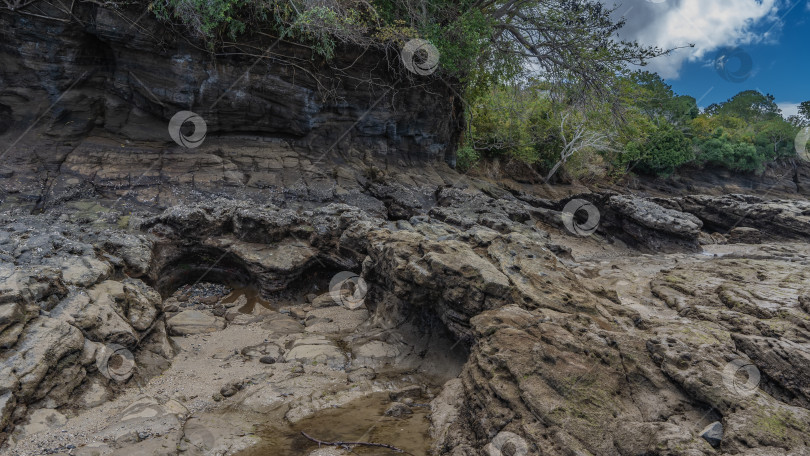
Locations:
152;0;247;42
697;136;767;172
621;125;693;176
468;85;558;164
456;145;480;171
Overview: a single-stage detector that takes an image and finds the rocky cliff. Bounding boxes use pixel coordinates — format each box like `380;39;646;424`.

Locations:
0;2;459;209
2;3;810;456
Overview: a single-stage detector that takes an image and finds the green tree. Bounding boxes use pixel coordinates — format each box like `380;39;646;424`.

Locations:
712;90;781;122
697;133;766;172
624;72;697;126
754;119;796;159
621;125;693;176
799;101;810;122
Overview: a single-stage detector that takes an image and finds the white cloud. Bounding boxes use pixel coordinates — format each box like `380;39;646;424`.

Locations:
609;0;783;78
778;102;800;117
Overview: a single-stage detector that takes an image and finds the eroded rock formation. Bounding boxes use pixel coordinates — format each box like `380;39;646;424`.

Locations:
2;183;809;454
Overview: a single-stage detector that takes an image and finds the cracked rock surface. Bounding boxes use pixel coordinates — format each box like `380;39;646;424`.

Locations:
1;175;809;455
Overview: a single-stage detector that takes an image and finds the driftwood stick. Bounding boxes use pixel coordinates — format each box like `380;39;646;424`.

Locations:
301;431;408;454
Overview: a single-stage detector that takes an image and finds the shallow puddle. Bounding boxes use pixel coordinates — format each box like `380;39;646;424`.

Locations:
222;286;276;313
237;393;433;456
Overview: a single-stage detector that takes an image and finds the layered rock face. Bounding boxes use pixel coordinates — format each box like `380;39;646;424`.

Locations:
0;2;459;207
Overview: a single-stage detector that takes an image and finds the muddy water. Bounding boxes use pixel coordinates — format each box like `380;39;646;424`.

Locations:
221;286;275;313
237;393;433;456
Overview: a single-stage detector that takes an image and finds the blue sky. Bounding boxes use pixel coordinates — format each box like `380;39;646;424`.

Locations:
610;0;810;116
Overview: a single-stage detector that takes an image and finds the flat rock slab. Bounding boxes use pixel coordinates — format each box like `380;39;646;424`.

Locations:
18;408;66;438
304;307;369;334
167;310;226;336
284;337;347;369
261;313;305;336
353;340;400;365
93;396;188;444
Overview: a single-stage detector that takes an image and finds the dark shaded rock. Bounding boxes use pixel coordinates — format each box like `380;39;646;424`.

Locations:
676;194;810;241
0;3;459;210
733;334;810;405
699;421;723;448
220;382;243;398
259;356;276;365
563;193;703;252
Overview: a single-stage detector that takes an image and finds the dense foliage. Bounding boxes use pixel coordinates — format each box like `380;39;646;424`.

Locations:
462;73;809;179
149;0;662;90
145;0;809;179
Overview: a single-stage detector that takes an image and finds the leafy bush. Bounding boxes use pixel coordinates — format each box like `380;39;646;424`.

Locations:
697;135;767;172
468;85;557;164
621;125;693;176
455;145;480;172
152;0;247;42
152;0;377;56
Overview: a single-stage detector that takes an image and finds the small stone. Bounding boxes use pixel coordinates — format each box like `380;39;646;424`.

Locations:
220;382;241;397
384;402;412;418
212;305;226;317
163;303;180;312
259;356;276;364
291;364;305;374
700;421;723;448
199;295;219;305
402;398;414;406
212;393;223;402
